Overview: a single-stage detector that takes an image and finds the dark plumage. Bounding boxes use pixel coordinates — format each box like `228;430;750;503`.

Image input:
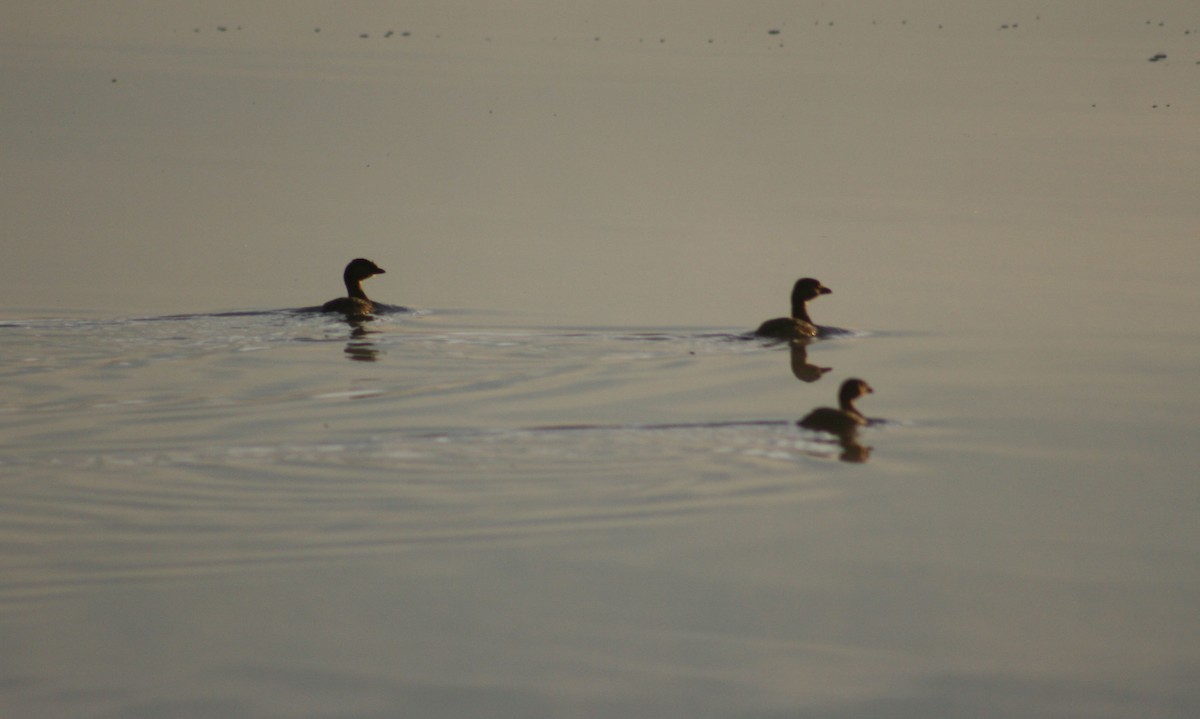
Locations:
798;378;874;437
321;258;385;316
754;277;832;340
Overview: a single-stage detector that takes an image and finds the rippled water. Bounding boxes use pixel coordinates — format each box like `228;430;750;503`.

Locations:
1;312;866;601
3;303;1197;717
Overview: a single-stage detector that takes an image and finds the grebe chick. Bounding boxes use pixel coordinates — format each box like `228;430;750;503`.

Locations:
322;258;385;316
798;378;874;436
755;277;832;340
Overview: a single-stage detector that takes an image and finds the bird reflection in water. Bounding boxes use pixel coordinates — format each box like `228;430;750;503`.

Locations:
834;437;872;463
789;339;832;383
343;321;381;362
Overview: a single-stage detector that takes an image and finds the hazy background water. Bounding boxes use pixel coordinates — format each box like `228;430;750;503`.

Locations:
2;2;1198;717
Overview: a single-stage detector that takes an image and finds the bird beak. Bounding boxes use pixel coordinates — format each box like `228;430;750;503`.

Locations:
818;286;832;295
376;268;386;274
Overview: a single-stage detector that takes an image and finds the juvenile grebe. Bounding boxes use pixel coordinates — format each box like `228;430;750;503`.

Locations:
798;378;874;436
754;277;832;340
322;258;385;316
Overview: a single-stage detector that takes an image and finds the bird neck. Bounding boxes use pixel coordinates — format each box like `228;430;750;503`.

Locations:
838;395;863;418
345;277;369;301
790;300;813;323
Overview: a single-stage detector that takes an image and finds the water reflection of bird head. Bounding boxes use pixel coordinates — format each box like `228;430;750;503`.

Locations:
789;340;832;382
345;324;381;362
837;438;872;463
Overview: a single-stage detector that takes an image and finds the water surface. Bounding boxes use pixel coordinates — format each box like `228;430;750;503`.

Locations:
2;3;1199;717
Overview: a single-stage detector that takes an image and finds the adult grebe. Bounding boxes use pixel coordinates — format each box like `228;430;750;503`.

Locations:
322;258;385;316
798;378;874;436
754;277;832;340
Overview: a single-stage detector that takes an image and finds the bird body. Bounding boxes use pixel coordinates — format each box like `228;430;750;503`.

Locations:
755;277;833;340
755;316;819;339
799;378;874;437
322;258;385;316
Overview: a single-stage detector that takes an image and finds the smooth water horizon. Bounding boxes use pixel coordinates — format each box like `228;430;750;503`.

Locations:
3;2;1198;717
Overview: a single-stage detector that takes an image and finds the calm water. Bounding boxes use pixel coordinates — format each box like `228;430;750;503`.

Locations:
3;3;1200;717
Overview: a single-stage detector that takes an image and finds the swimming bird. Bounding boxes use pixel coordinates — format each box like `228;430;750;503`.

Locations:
322;258;386;316
798;378;874;437
754;277;832;340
